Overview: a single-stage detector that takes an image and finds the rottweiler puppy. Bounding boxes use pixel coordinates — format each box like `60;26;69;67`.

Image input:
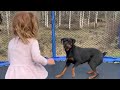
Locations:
55;38;107;79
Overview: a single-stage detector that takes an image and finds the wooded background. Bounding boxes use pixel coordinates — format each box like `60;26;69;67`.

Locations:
0;11;120;60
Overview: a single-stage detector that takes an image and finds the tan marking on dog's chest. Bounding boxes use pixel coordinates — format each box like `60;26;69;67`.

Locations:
68;57;74;61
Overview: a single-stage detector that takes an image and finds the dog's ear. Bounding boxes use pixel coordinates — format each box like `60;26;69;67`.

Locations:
70;38;76;44
61;38;66;44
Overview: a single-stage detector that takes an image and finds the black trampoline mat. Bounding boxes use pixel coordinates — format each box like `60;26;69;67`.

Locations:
0;61;120;79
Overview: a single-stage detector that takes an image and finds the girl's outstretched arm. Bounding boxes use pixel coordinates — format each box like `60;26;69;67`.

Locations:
31;39;48;66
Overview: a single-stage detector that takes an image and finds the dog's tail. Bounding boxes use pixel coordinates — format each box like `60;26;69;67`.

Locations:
103;52;107;56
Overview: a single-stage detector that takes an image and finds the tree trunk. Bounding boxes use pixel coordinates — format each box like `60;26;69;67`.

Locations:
87;11;90;27
58;11;61;27
79;11;82;29
6;11;10;37
62;11;65;16
69;11;72;29
94;11;98;28
81;11;84;28
45;11;49;27
46;11;49;28
45;11;47;27
41;11;45;23
113;11;118;22
105;11;107;30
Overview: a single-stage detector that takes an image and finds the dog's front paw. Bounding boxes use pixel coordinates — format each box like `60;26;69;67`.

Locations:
55;74;63;78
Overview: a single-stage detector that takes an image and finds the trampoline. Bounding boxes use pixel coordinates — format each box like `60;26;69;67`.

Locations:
0;57;120;79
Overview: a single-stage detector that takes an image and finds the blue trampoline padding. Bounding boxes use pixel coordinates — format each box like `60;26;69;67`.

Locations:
52;56;66;61
0;61;10;67
0;56;120;67
53;56;120;62
103;56;120;63
52;56;120;63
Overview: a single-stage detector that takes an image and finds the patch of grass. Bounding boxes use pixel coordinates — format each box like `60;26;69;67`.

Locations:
0;55;7;61
107;49;120;57
0;32;9;60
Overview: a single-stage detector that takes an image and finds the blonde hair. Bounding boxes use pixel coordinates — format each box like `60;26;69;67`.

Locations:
12;11;39;44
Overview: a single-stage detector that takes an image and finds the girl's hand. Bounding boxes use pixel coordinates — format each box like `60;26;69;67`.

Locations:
47;58;55;65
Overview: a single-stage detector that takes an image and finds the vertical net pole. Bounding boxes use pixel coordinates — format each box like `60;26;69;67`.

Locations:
51;11;56;58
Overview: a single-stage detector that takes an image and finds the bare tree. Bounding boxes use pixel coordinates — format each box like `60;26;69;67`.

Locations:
79;11;84;29
44;11;46;27
45;11;49;27
94;11;98;28
6;11;10;37
87;11;91;27
69;11;72;29
79;11;82;29
65;11;68;15
105;11;107;30
62;11;65;16
41;11;45;24
46;11;49;28
42;11;45;20
45;11;47;26
81;11;84;28
115;11;118;21
58;11;61;27
113;11;118;23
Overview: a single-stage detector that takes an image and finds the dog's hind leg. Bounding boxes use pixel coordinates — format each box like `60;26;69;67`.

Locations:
88;61;101;79
87;70;94;74
87;66;98;79
88;70;99;79
88;64;100;79
55;62;71;78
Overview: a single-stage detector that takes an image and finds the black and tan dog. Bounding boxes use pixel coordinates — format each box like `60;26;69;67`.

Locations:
55;38;107;79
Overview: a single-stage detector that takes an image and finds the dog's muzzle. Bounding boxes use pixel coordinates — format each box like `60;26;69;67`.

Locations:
64;44;72;51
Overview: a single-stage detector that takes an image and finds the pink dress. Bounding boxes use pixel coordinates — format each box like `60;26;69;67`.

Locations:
5;37;48;79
